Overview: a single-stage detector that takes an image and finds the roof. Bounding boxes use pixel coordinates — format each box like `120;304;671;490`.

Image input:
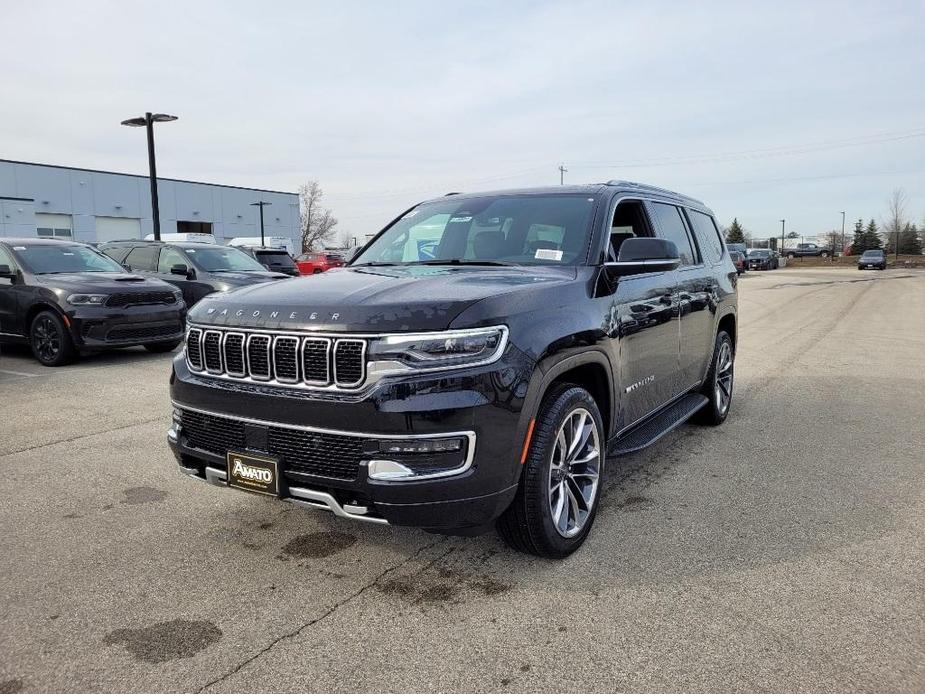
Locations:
0;237;87;246
0;158;298;197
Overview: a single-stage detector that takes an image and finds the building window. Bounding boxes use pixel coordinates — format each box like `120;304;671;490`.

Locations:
37;227;73;239
177;221;213;235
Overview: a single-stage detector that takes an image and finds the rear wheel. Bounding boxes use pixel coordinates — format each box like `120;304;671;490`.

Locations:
694;331;734;426
30;310;76;366
821;251;829;258
497;384;604;559
144;339;182;353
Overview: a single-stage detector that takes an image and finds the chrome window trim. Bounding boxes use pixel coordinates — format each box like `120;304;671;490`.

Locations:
333;338;367;388
300;337;332;386
186;327;204;372
246;334;272;381
222;332;247;378
203;329;224;374
172;401;476;482
272;335;301;384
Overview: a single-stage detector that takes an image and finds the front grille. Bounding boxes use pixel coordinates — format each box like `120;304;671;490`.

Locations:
179;409;363;480
186;327;367;389
106;322;182;342
106;291;177;308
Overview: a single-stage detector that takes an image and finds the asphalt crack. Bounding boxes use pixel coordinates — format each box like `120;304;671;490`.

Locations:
1;416;166;458
193;537;451;693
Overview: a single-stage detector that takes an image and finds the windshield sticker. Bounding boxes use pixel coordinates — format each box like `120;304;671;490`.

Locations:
13;246;26;250
449;216;472;223
62;252;75;256
187;249;196;253
535;248;563;261
401;210;419;219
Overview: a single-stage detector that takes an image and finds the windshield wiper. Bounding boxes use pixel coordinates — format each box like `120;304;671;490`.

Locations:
409;259;515;267
352;261;403;267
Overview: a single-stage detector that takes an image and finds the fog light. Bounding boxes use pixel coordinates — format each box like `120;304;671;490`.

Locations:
379;437;463;455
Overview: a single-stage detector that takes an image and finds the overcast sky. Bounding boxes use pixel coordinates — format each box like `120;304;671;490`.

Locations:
2;0;924;241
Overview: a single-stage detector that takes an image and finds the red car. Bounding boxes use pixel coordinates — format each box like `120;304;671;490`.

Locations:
295;251;345;275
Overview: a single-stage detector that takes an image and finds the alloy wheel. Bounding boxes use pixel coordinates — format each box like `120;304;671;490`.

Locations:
33;316;61;362
548;407;601;538
714;341;734;415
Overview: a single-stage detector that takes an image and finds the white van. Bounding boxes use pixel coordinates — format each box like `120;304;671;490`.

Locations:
143;232;217;244
228;236;295;255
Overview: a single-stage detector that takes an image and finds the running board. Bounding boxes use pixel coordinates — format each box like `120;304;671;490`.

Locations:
608;393;708;456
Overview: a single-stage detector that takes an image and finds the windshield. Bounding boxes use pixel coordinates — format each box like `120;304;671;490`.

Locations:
257;251;296;269
861;250;883;258
750;250;770;258
185;247;267;272
12;244;125;274
353;194;597;267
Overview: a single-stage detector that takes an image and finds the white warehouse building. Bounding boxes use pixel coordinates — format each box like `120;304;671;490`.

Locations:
0;159;300;247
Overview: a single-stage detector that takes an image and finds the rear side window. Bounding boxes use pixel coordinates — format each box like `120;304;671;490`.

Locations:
124;245;159;271
687;210;724;264
648;202;696;266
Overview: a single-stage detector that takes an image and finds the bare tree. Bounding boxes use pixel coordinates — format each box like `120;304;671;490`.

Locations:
299;180;339;252
822;229;842;255
883;188;908;256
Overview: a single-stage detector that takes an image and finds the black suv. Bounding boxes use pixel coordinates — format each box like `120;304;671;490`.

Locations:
99;240;291;306
237;246;301;276
168;182;737;557
0;238;186;365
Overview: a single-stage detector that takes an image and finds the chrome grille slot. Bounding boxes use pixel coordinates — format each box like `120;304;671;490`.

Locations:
223;333;246;377
186;328;203;371
203;330;223;373
302;338;331;385
333;339;366;387
273;336;300;383
247;335;272;380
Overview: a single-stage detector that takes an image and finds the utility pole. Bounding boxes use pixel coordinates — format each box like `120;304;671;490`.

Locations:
780;219;786;257
250;201;272;247
558;164;568;186
839;211;846;256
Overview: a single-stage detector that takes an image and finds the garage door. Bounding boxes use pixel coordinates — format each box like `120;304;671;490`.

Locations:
95;217;141;243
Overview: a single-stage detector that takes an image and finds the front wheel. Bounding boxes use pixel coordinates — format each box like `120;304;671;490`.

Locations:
787;253;795;259
821;251;829;258
30;310;76;366
497;384;604;559
694;331;734;426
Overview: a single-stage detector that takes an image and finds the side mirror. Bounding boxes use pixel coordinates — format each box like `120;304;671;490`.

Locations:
0;264;16;280
170;263;191;278
605;238;681;277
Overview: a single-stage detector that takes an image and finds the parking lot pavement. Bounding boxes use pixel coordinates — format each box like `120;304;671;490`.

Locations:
1;267;923;694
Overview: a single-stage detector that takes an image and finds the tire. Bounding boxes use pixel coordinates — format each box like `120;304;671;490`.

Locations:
821;251;829;258
30;310;77;366
787;253;795;259
497;384;605;559
694;331;734;426
144;339;182;353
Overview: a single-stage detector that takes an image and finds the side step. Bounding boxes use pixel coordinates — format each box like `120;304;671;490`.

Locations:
608;393;708;456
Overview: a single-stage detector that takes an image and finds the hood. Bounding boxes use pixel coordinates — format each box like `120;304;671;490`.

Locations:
33;272;173;292
189;265;578;332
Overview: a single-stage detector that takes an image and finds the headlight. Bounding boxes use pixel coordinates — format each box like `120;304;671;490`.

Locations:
67;293;108;305
368;326;508;371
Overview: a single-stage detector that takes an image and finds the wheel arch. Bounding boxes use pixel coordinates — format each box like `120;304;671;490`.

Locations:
717;311;737;350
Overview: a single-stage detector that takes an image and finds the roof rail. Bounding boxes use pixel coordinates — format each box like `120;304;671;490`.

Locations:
444;191;462;196
604;180;705;207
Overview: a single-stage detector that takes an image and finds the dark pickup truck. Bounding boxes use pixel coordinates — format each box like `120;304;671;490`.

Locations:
783;243;830;259
167;181;738;558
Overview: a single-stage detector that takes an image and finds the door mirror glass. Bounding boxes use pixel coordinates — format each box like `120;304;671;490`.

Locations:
170;263;190;277
605;237;680;277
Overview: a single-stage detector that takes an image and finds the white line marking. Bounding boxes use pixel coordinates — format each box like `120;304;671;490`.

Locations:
0;369;39;378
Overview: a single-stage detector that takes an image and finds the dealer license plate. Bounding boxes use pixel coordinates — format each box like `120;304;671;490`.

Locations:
226;451;280;497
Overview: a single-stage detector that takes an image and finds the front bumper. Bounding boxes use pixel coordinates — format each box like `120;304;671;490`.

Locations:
167;347;533;531
70;304;187;349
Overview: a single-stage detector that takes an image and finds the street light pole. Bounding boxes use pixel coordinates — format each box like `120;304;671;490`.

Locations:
780;219;785;256
558;164;567;185
251;201;272;247
121;112;178;241
839;211;846;255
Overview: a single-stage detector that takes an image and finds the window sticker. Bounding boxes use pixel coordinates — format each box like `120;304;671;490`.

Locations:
13;246;26;250
535;248;563;261
401;209;419;219
62;252;75;256
187;249;196;253
449;216;472;223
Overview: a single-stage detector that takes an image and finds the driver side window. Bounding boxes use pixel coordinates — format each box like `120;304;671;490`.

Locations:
608;200;654;261
157;247;187;274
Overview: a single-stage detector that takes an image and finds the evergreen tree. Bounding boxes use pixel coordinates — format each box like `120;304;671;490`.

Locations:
850;219;864;255
725;218;746;244
863;219;883;252
898;223;923;255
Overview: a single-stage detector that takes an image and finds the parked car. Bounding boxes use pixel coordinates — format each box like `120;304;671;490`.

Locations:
168;181;738;558
747;249;778;270
295;251;345;275
237;247;300;277
99;240;291;307
228;236;296;255
783;243;830;258
858;249;886;270
0;238;186;366
729;250;747;275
